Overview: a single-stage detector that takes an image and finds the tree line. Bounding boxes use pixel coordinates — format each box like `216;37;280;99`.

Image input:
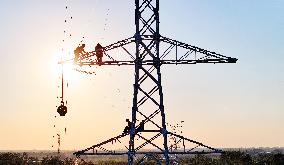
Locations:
0;151;283;165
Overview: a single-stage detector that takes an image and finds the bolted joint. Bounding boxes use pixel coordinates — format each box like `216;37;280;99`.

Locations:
153;57;160;68
228;57;238;63
132;106;138;112
134;33;142;43
134;58;143;68
153;7;158;14
153;32;160;41
130;126;136;135
136;11;141;19
133;84;139;95
160;128;168;135
133;83;140;89
153;7;159;18
128;150;134;159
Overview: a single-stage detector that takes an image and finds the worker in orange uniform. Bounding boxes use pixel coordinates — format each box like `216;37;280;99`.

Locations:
74;44;86;63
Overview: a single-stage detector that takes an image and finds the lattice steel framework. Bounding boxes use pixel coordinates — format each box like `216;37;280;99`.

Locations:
69;0;237;164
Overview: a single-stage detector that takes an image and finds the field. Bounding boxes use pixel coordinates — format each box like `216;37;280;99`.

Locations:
0;148;284;164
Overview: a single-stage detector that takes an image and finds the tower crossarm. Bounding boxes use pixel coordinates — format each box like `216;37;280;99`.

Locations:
58;37;136;65
72;34;237;66
104;37;135;52
74;133;129;157
168;132;223;153
160;35;238;64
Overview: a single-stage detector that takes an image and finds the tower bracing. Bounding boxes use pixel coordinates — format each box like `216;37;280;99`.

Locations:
68;0;238;164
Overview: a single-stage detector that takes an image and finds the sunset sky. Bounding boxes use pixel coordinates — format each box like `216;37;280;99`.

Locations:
0;0;283;151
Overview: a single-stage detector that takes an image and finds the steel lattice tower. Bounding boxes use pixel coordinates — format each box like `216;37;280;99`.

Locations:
130;0;168;163
68;0;238;164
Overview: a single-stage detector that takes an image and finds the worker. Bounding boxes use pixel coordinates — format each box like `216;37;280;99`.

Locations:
136;120;145;133
95;43;103;64
123;119;132;134
74;44;86;63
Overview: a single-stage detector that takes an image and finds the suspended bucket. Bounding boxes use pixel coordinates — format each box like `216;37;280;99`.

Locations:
57;101;67;116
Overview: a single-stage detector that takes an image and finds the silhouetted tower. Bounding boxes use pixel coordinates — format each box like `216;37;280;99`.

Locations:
69;0;237;164
129;0;169;163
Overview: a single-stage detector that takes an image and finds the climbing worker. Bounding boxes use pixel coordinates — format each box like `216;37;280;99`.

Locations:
123;119;132;134
74;44;86;63
136;120;145;133
95;43;103;64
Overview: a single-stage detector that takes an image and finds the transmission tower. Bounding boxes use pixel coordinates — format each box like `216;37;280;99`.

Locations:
65;0;237;164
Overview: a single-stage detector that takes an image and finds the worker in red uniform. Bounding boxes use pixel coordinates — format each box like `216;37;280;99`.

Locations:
95;43;103;65
74;44;86;63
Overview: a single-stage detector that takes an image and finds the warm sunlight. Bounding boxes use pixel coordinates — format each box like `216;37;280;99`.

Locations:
1;0;283;164
52;51;79;82
63;63;79;82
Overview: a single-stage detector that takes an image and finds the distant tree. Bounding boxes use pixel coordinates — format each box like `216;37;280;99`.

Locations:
187;154;219;165
220;151;252;165
254;153;284;165
271;149;283;154
27;156;41;165
42;156;64;165
271;153;284;165
0;152;26;165
2;151;283;165
63;157;74;165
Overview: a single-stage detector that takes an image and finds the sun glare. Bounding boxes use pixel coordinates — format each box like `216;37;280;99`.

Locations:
64;63;79;81
52;52;78;82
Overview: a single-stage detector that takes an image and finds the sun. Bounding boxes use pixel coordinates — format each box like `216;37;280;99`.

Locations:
62;63;79;82
52;52;78;82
